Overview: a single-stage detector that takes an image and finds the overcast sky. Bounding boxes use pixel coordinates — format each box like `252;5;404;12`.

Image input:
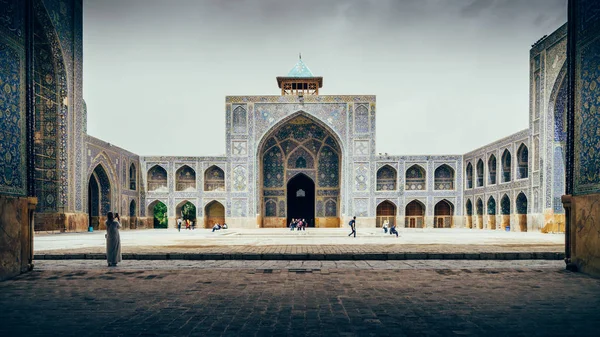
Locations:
83;0;567;156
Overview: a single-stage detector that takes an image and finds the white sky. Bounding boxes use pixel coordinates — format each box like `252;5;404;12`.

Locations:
83;0;567;156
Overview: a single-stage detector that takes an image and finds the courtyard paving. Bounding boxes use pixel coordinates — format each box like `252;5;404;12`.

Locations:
35;229;564;260
1;260;599;336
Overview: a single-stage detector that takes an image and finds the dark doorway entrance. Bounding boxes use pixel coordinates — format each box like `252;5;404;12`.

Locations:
287;174;315;227
88;175;99;228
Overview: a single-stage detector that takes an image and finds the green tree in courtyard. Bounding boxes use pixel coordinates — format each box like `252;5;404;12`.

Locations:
153;202;168;228
181;202;197;222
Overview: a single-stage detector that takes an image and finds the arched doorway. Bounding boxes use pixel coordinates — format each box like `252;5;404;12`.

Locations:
258;113;341;228
148;200;168;229
501;194;511;231
487;196;496;230
129;199;137;229
205;201;225;228
176;201;197;227
286;174;315;227
434;200;454;228
476;198;484;229
376;201;397;228
516;193;528;232
87;165;111;230
405;200;425;228
465;199;473;229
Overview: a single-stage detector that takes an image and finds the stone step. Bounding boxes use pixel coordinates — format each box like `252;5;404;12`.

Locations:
34;251;565;261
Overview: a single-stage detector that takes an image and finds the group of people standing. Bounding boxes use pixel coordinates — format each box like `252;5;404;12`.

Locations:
176;218;196;231
289;218;308;231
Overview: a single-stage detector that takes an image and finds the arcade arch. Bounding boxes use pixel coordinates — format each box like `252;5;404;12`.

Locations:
465;199;473;229
376;200;397;228
204;166;225;191
405;200;425;228
434;199;454;228
516;193;528;232
434;165;454;190
466;163;473;189
501;150;512;182
376;165;397;191
500;194;511;231
148;165;168;192
204;200;225;228
148;200;168;228
476;198;484;229
176;165;196;191
88;164;112;230
488;155;497;185
405;165;426;190
517;144;529;179
487;196;496;230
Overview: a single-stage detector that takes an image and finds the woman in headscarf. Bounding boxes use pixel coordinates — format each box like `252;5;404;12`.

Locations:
105;212;122;267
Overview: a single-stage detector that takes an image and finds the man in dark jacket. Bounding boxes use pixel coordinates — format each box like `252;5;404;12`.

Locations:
348;216;356;237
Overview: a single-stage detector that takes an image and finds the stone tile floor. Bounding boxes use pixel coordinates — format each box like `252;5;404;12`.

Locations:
35;228;564;256
1;260;599;337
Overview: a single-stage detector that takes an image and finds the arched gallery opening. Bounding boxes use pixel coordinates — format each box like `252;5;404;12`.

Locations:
129;163;137;190
376;165;397;191
87;165;111;230
204;166;225;191
434;165;454;190
434;200;454;228
376;201;397;228
501;194;511;231
148;165;168;192
517;144;529;179
516;193;528;232
488;155;497;184
176;200;197;226
501;150;512;182
287;173;316;227
176;165;196;191
148;200;168;229
466;163;473;189
129;199;137;229
476;160;484;187
259;114;341;228
405;165;426;190
476;198;484;229
465;199;473;229
487;196;496;230
405;200;425;228
204;201;225;228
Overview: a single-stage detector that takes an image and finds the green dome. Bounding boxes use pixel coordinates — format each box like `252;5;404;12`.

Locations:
287;58;314;77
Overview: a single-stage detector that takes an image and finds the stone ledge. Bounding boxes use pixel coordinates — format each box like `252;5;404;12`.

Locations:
34;252;566;261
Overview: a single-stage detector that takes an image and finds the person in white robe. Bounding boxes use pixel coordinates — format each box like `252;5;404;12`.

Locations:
105;212;122;267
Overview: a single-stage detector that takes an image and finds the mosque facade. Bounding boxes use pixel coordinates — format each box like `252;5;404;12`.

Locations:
83;24;568;232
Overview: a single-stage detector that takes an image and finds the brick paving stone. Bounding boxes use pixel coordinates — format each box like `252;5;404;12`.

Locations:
0;260;599;336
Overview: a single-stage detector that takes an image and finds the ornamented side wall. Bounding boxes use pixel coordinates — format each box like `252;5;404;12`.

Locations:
85;136;141;231
564;0;600;277
529;24;568;233
32;0;87;232
0;0;36;280
463;130;533;232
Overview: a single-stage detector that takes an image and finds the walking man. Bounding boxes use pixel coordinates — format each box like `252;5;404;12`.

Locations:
348;216;356;237
177;217;182;232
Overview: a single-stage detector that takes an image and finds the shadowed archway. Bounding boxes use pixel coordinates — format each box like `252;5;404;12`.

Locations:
286;173;315;227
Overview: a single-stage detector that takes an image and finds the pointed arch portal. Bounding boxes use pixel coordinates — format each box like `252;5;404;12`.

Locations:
259;113;341;228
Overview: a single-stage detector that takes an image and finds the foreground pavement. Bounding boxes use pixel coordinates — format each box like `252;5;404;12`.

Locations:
1;260;599;336
34;229;565;261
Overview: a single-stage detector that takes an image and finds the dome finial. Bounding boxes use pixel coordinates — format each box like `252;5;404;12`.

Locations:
299;52;301;60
